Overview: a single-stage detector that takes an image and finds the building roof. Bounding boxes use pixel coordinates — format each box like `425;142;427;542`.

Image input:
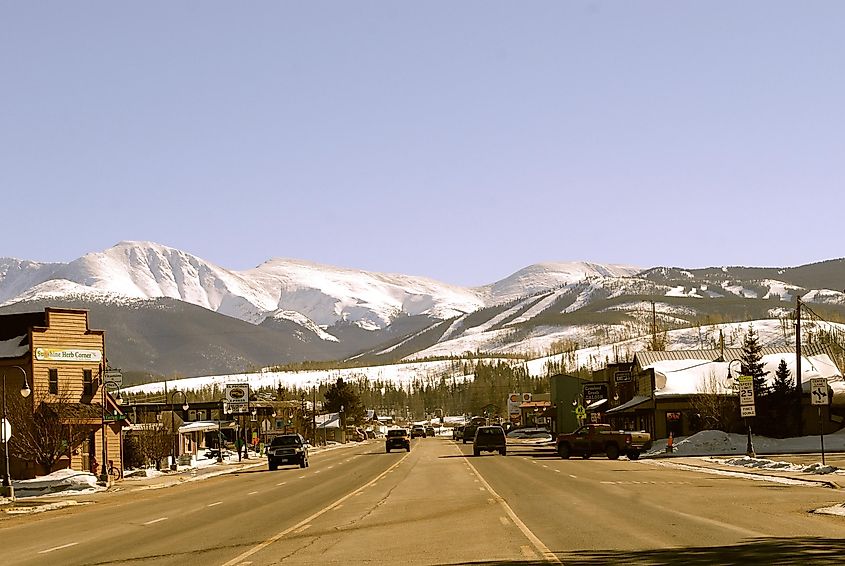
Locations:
605;395;652;414
634;347;806;369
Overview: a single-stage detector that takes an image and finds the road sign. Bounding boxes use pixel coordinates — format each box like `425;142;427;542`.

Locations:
575;405;586;419
741;405;756;417
103;413;126;422
738;375;755;406
1;418;11;441
811;378;829;406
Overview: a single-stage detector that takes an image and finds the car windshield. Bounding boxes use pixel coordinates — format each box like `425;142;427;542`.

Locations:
387;429;407;437
477;428;503;437
270;436;301;447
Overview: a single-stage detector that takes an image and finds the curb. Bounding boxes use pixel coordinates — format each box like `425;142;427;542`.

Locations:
650;458;842;489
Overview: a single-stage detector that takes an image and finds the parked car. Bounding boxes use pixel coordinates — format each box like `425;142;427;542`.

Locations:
556;424;652;460
473;425;507;456
453;426;465;441
411;425;426;439
386;428;411;452
425;426;436;437
267;434;309;470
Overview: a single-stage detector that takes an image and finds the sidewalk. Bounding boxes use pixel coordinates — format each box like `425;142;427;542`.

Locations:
0;441;363;514
652;454;845;489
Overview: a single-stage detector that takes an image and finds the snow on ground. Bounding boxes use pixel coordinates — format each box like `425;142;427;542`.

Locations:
646;428;845;458
7;468;104;499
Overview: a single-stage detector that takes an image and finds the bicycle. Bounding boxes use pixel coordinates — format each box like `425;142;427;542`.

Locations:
107;459;122;481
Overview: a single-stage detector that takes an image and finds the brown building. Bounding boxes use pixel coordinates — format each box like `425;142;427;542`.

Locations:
0;308;125;480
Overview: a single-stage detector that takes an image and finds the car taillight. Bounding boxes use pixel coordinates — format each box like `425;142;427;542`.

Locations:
625;435;632;445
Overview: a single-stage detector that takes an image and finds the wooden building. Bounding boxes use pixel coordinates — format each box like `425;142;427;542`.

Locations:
0;308;126;480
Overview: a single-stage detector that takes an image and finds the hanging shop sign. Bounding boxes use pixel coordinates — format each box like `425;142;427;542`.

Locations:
35;348;102;363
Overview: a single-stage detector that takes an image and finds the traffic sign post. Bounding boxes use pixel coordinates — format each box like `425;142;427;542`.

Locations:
811;378;829;465
737;375;756;457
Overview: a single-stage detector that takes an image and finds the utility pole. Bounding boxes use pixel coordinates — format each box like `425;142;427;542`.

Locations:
796;294;803;436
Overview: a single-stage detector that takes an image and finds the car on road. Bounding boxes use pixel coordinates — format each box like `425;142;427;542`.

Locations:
386;428;411;452
473;425;507;456
462;416;487;444
453;426;465;441
425;426;436;437
267;433;309;470
411;425;426;439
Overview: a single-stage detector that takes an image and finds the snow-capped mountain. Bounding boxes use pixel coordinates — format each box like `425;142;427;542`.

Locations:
0;241;635;333
3;241;845;383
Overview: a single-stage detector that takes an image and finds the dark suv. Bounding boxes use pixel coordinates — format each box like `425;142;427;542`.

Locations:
411;425;426;439
473;425;507;456
267;434;309;470
386;428;411;452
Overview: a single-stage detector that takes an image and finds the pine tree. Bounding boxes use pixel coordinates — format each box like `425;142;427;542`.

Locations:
772;359;792;396
740;324;769;396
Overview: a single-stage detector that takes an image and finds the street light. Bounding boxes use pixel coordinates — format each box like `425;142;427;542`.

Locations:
727;358;755;457
169;390;188;470
100;375;122;484
2;366;30;500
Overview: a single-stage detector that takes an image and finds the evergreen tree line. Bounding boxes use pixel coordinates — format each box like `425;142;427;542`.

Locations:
124;360;549;423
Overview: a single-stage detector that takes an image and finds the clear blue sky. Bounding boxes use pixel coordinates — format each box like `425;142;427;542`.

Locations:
3;2;843;286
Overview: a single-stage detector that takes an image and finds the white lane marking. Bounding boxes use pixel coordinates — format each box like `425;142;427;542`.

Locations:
277;482;287;486
293;525;311;534
327;465;334;469
248;491;259;495
38;542;79;554
499;516;510;525
569;475;577;479
314;470;321;474
298;476;306;479
143;517;168;525
554;469;561;473
478;487;486;491
465;458;561;564
221;451;411;566
208;502;223;507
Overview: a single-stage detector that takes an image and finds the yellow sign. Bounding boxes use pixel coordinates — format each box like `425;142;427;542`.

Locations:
35;348;102;363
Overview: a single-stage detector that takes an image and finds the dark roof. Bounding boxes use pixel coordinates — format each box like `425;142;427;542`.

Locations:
0;311;45;343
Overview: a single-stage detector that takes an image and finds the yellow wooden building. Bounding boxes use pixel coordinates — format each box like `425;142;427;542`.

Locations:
0;308;125;480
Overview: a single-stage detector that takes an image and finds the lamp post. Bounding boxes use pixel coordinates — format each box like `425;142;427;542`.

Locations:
2;366;31;500
100;375;122;484
727;358;755;457
169;390;188;470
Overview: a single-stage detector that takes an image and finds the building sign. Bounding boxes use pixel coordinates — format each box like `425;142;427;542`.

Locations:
35;348;102;363
583;383;608;404
507;393;521;418
225;383;250;411
614;371;632;383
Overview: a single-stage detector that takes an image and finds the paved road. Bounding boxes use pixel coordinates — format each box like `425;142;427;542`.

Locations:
2;438;844;565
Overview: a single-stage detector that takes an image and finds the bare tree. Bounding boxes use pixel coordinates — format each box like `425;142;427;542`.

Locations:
6;389;93;473
133;424;172;470
690;370;739;433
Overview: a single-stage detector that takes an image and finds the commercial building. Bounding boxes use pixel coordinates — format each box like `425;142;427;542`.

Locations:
0;308;125;479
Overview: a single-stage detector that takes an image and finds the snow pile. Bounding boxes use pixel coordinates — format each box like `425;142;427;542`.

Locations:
717;456;839;475
814;504;845;517
11;469;103;498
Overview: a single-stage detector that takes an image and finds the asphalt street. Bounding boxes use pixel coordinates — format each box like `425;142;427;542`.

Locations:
1;438;844;565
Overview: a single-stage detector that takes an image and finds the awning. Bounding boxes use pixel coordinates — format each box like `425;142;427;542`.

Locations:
178;421;222;434
586;398;607;411
605;395;652;415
